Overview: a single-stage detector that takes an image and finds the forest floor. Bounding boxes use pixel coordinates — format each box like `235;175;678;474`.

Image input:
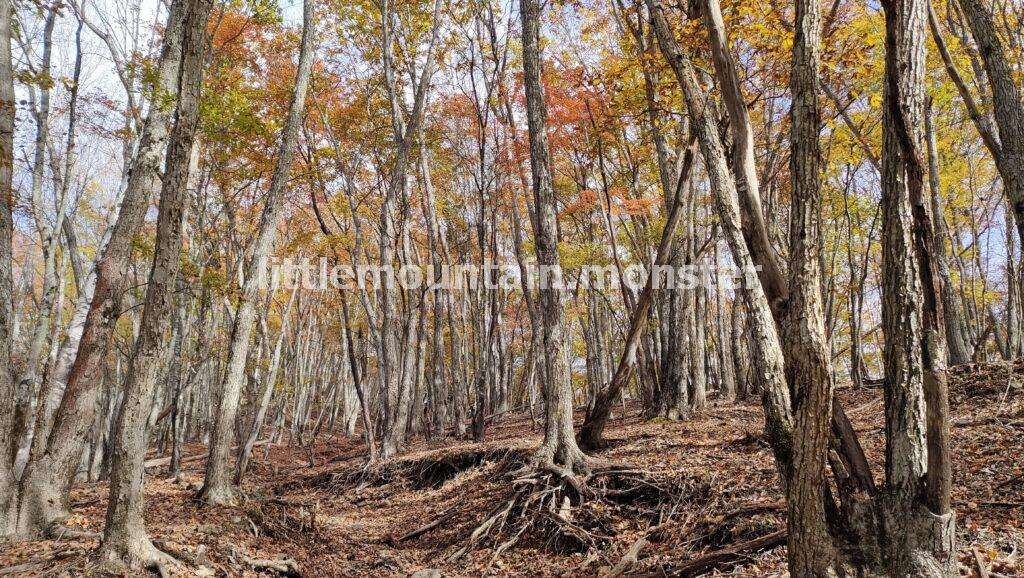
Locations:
2;362;1023;577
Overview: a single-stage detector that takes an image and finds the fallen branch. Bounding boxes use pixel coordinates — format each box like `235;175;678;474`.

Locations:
973;549;990;578
390;508;457;545
601;536;646;578
632;529;787;577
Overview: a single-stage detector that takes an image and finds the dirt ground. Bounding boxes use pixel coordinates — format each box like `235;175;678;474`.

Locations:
1;361;1022;577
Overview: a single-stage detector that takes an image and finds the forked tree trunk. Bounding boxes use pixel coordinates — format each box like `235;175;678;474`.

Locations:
199;0;315;504
645;0;794;471
97;0;211;568
880;0;956;572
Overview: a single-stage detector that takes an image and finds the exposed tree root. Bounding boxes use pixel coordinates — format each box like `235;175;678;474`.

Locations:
599;536;646;578
448;454;650;564
97;535;180;578
246;498;320;543
236;548;302;577
311;446;526;491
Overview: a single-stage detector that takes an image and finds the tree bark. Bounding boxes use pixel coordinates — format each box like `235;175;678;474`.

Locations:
377;0;442;459
520;0;590;473
924;100;973;365
695;0;788;312
784;0;838;572
646;0;793;469
880;0;957;572
12;0;189;536
0;0;16;529
97;0;211;568
957;0;1024;249
199;0;316;504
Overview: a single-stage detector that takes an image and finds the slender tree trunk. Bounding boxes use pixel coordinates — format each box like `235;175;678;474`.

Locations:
956;0;1024;248
14;8;62;475
924;101;973;365
695;0;788;311
24;6;87;472
97;0;211;568
235;283;299;483
576;138;696;449
0;0;16;530
714;246;736;401
199;0;315;504
377;0;441;459
520;0;590;473
646;0;793;468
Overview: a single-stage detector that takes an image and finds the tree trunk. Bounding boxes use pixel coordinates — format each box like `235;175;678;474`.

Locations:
12;0;188;536
880;0;956;572
956;0;1024;249
0;0;16;529
235;283;299;483
784;0;839;572
695;0;787;312
924;101;973;365
715;246;736;401
97;0;211;568
520;0;590;473
199;0;315;504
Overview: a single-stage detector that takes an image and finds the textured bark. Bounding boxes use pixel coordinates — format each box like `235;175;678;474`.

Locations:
521;0;590;472
957;0;1024;250
881;0;956;573
13;0;188;536
784;0;838;572
695;0;788;313
0;0;16;529
98;0;211;568
925;101;973;365
199;0;315;504
689;280;707;411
